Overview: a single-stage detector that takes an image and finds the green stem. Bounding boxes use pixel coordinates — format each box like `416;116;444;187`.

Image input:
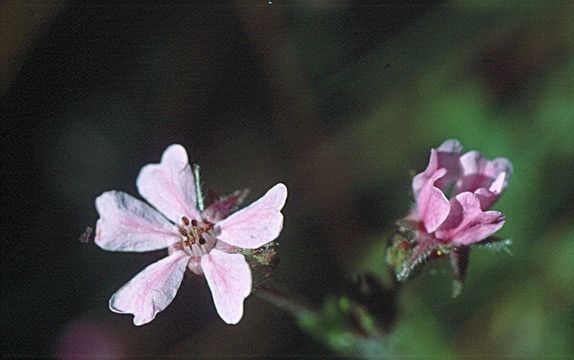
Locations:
193;164;204;212
254;285;317;318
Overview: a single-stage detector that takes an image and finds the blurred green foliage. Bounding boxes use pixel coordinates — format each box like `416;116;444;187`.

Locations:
284;0;574;357
297;296;392;358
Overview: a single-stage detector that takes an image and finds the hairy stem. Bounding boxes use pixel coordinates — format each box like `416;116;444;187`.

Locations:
254;285;316;318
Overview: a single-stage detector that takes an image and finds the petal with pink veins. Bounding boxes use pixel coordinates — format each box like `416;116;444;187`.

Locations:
412;139;463;196
109;250;190;326
187;256;203;275
201;249;252;324
168;243;202;274
435;192;505;246
136;144;200;223
95;191;179;252
474;172;508;210
454;151;512;195
215;183;287;249
417;169;450;233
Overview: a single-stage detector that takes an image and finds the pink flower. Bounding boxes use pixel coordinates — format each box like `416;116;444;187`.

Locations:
387;140;512;290
95;144;287;325
412;139;512;246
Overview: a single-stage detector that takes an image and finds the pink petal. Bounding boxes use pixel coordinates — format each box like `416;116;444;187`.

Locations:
437;139;464;153
201;249;252;324
95;191;179;252
486;157;513;179
168;237;202;274
489;171;507;194
136;144;200;223
187;256;203;275
109;250;190;326
454;151;512;195
412;139;463;196
473;188;498;211
417;168;450;233
435;192;506;246
215;183;287;249
474;172;508;210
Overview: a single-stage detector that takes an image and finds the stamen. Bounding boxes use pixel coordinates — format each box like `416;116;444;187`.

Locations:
179;217;214;254
190;227;198;240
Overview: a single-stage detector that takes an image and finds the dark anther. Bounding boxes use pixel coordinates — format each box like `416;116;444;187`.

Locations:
179;228;188;237
191;219;198;227
182;216;190;226
198;237;206;245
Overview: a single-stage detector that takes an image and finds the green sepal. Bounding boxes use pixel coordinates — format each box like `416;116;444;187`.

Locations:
242;241;280;287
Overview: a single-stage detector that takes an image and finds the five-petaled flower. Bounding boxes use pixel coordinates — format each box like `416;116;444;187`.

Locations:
95;144;287;325
387;139;512;288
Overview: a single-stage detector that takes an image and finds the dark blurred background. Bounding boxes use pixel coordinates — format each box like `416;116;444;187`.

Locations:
2;0;573;358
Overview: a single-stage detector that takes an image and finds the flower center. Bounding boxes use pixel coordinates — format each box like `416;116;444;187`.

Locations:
178;216;215;256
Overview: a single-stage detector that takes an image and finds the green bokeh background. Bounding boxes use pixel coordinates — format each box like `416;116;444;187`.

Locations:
2;1;573;358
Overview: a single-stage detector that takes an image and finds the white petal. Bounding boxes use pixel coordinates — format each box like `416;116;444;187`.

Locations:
201;249;252;324
215;183;287;249
109;250;190;326
95;191;179;252
136;144;201;223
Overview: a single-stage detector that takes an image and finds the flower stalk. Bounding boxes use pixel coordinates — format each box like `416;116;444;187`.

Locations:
192;164;204;212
